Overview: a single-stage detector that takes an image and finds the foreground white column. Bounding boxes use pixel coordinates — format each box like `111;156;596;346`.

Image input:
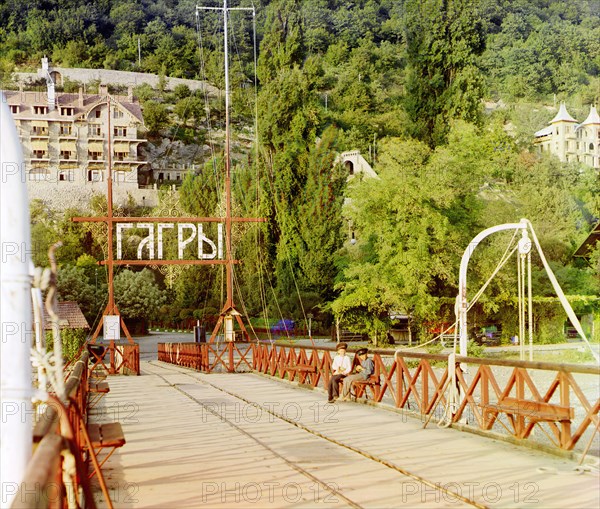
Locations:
0;94;33;507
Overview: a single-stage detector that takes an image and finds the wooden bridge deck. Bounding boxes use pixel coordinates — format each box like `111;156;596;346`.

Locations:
91;360;599;508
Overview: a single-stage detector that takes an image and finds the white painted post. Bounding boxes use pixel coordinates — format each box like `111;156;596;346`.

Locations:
0;94;33;506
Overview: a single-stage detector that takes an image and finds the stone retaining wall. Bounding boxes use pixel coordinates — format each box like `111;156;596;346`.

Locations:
15;67;219;96
27;181;159;210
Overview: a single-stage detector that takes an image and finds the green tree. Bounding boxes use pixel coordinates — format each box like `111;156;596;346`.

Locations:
110;2;145;42
293;128;346;299
56;264;100;323
257;0;305;84
332;122;520;339
301;0;332;54
114;269;165;321
178;158;221;217
142;100;170;136
332;138;461;332
403;0;486;146
174;96;204;127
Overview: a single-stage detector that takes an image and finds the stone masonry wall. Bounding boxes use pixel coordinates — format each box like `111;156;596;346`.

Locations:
15;67;219;96
27;180;159;211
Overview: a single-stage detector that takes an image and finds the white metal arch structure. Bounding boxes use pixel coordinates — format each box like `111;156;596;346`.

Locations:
457;218;598;362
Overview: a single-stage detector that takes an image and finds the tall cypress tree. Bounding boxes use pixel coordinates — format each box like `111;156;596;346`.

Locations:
256;0;345;314
403;0;486;147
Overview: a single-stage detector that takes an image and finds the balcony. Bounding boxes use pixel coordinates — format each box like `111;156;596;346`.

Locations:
58;132;78;140
31;154;50;162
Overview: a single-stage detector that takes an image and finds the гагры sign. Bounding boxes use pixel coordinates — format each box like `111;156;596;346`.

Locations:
116;223;224;260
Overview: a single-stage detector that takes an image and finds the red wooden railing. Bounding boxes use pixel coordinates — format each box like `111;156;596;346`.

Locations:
14;352;116;509
88;341;140;376
158;342;600;452
157;342;254;373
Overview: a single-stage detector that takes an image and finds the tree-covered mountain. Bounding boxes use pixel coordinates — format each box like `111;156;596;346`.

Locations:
1;1;598;100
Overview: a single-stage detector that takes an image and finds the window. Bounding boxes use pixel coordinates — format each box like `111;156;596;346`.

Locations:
29;168;49;181
33;106;48;115
60;107;74;116
113;109;124;119
113;127;127;137
114;171;127;182
10;105;19;114
58;170;74;182
87;170;103;182
95;110;101;118
590;143;595;151
32;126;48;136
60;151;74;160
32;150;47;159
88;125;102;137
114;151;128;161
60;124;72;136
88;151;103;161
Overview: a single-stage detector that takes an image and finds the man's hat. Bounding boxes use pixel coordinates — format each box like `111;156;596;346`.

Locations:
356;348;368;356
336;342;348;351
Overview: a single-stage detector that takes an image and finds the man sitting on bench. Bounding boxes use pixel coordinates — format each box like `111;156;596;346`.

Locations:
340;348;374;401
327;342;351;403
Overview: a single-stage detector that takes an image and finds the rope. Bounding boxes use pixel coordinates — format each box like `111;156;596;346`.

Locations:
195;7;222;181
31;274;47;391
525;220;599;364
44;242;66;402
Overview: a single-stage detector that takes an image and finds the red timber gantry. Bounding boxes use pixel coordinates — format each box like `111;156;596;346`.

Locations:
73;0;262;344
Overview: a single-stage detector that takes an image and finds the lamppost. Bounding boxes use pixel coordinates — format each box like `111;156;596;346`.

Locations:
307;313;313;340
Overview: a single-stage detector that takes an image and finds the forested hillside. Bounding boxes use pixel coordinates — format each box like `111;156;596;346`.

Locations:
3;0;598;343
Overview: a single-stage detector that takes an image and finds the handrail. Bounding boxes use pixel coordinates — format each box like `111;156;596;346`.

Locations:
14;351;103;509
33;352;90;441
452;354;600;375
11;434;64;509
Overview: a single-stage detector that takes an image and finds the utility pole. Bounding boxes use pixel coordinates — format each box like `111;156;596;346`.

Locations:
196;1;257;342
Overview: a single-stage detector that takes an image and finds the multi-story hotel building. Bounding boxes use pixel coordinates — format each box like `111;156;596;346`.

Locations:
534;103;600;169
4;60;151;209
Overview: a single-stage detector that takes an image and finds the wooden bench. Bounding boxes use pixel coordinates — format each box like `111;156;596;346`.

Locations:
88;380;110;409
286;363;317;384
351;375;381;401
483;397;574;423
286;364;317;373
85;422;126;478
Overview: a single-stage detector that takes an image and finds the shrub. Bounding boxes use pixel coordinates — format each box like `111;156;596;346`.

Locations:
45;328;87;362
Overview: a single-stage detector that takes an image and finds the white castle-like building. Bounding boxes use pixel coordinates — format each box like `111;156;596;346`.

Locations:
534;103;600;169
